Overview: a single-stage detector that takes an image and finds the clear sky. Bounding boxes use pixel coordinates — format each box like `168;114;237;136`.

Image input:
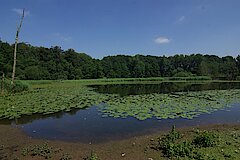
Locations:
0;0;240;59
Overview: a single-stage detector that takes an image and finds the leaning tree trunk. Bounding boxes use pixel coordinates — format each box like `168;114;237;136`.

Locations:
11;9;25;90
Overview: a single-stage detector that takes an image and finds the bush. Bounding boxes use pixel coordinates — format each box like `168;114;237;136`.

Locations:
193;130;219;147
156;126;192;158
14;80;30;92
21;143;59;159
1;79;30;94
173;71;194;77
83;152;99;160
155;126;219;159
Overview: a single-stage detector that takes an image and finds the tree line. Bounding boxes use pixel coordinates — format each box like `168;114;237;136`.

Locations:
0;41;240;80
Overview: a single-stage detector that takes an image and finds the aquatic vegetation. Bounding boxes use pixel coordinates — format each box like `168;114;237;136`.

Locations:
0;81;116;120
98;89;240;120
0;80;240;121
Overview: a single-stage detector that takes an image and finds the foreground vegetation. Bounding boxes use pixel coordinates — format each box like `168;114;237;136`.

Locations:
1;41;240;80
149;126;240;159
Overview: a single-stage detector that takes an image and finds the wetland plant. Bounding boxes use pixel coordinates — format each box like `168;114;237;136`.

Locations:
83;151;99;160
193;130;219;147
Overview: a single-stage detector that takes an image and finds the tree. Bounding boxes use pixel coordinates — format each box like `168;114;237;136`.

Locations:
236;55;240;75
11;9;25;88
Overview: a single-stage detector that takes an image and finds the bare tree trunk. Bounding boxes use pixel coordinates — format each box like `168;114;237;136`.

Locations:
1;72;4;95
11;9;25;90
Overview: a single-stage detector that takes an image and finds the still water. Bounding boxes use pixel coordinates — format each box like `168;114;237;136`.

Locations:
18;104;240;143
10;82;240;143
90;82;240;96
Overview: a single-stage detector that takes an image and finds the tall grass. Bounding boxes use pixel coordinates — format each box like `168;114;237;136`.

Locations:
1;79;30;94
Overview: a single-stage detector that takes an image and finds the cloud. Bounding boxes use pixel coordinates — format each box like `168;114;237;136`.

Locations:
154;37;170;44
178;16;185;22
12;8;30;16
53;33;72;42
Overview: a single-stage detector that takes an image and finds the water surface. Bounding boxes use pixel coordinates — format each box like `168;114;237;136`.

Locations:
19;104;240;143
5;82;240;143
91;82;240;96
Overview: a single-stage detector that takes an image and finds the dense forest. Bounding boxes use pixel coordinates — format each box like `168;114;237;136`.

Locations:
0;40;240;80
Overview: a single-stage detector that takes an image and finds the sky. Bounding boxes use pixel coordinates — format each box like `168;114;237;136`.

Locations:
0;0;240;59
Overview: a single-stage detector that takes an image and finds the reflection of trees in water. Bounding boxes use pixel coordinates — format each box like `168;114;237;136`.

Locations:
92;82;240;96
2;107;88;125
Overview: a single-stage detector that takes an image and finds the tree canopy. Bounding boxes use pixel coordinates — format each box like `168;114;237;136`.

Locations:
0;41;239;80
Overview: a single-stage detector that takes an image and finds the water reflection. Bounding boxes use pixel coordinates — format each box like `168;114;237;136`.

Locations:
1;82;240;143
91;82;240;96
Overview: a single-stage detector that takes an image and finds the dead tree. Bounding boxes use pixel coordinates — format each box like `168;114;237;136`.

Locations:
11;9;25;88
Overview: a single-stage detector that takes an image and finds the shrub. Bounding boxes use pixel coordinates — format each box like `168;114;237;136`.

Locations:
14;80;30;92
83;152;99;160
193;130;219;147
1;79;30;94
155;126;219;159
21;143;58;159
156;126;193;158
173;71;194;77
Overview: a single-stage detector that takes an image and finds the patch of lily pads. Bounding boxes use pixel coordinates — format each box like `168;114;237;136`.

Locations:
0;81;240;121
97;89;240;120
0;82;116;120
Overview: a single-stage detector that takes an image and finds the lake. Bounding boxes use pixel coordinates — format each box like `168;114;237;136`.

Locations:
6;82;240;143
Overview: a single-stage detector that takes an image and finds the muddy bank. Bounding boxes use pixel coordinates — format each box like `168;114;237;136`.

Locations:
0;124;240;160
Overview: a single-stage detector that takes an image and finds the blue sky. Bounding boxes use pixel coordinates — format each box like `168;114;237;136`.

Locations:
0;0;240;59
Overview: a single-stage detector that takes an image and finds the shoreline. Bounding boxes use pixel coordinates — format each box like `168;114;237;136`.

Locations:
1;123;240;159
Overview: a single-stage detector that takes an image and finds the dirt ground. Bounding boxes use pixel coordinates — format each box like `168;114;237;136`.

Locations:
0;124;240;160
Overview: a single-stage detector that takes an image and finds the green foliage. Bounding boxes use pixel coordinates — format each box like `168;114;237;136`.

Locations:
154;127;233;159
14;80;30;93
156;126;194;158
1;80;240;120
99;89;240;120
1;79;30;94
193;130;219;147
83;152;99;160
21;143;60;159
1;41;239;80
173;71;194;77
166;125;180;142
0;81;117;119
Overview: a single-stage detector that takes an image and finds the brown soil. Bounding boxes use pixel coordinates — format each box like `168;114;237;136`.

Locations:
0;124;240;160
